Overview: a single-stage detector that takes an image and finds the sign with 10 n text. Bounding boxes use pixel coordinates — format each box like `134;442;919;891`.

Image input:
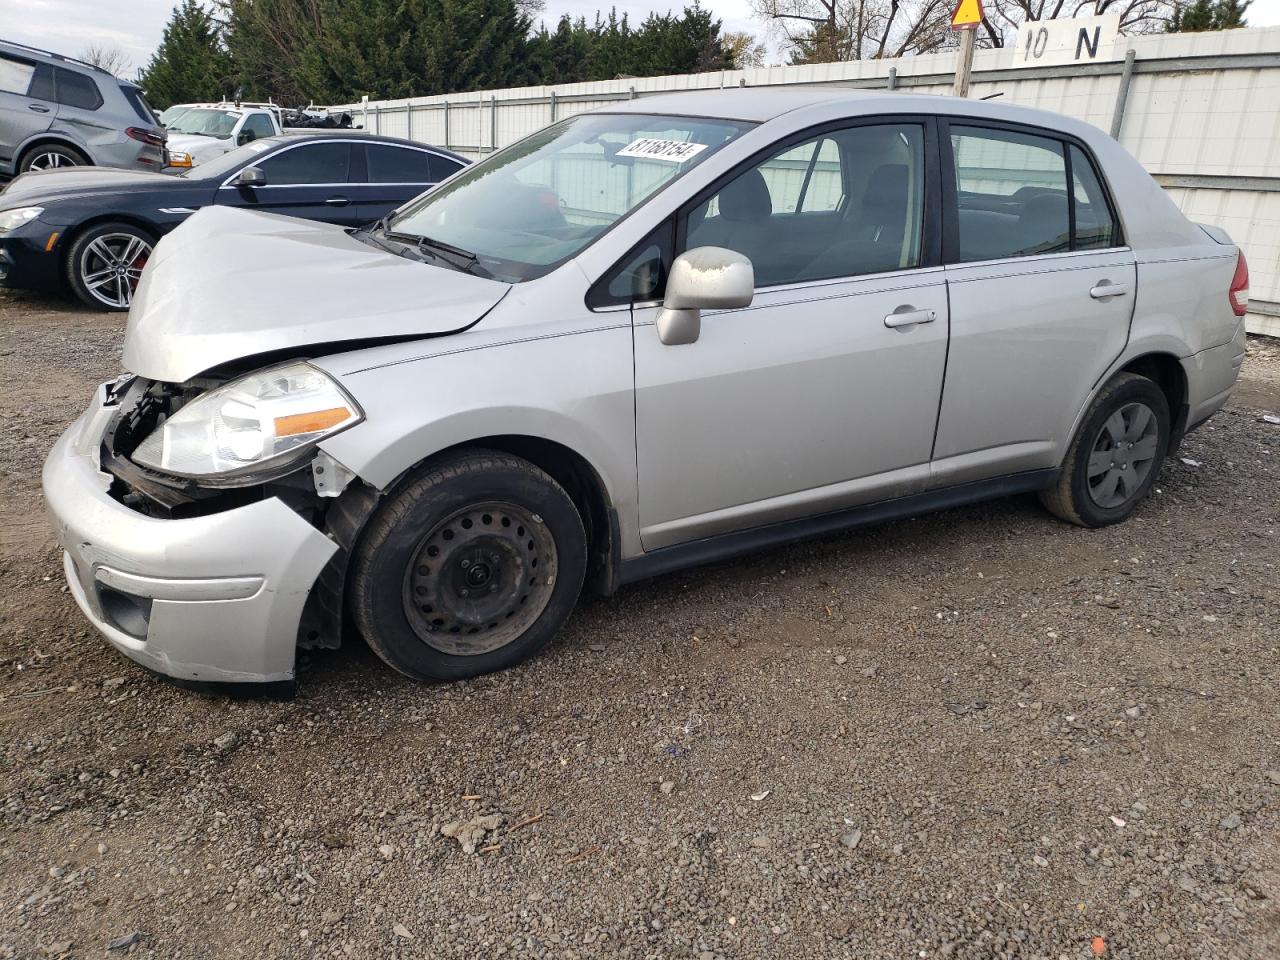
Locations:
1016;14;1120;68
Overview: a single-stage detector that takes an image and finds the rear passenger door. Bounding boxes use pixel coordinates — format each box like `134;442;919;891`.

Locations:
932;122;1135;485
350;142;441;222
630;118;949;550
0;55;53;167
49;67;105;149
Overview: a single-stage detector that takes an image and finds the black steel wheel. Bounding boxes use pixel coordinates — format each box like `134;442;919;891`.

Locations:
351;450;587;681
402;501;559;656
1040;372;1170;528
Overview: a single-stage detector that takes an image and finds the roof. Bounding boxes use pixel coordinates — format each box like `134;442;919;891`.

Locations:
596;87;1106;143
271;129;469;162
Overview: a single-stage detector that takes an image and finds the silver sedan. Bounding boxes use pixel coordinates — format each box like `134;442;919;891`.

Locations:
45;89;1248;691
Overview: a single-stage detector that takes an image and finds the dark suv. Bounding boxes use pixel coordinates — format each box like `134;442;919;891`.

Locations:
0;40;166;174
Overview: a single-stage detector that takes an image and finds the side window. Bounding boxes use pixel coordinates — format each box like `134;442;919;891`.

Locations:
686;123;925;288
0;56;35;96
589;220;674;308
366;144;433;183
258;143;352;185
430;155;465;181
241;113;275;140
54;68;103;110
28;64;55;102
1069;145;1117;250
950;126;1069;262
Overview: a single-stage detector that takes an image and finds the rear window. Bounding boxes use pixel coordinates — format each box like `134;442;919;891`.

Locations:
0;55;34;95
121;85;159;125
55;68;103;110
366;144;433;183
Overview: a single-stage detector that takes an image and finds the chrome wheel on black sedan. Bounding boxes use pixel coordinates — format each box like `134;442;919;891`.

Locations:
65;222;155;311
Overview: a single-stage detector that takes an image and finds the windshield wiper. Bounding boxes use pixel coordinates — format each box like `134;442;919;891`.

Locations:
385;230;489;277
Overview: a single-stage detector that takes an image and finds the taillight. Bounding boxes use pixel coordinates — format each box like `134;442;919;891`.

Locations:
126;126;166;147
1229;250;1249;317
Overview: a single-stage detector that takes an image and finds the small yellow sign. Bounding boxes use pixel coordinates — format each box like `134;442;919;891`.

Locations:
951;0;984;29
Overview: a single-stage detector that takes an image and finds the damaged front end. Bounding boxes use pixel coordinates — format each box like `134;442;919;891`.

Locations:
93;369;380;653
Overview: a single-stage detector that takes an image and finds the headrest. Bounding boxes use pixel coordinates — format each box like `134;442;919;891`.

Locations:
718;168;772;223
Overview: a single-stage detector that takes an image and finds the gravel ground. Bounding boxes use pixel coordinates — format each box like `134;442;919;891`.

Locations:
1;289;1278;960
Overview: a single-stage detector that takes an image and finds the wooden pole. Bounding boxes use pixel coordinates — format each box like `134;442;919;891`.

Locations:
952;28;976;98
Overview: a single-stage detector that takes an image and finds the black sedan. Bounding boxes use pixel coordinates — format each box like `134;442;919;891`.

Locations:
0;131;468;310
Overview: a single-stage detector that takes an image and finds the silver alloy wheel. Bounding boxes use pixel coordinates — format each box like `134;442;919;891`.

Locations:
1086;401;1159;508
78;233;152;309
402;501;559;656
28;149;82;170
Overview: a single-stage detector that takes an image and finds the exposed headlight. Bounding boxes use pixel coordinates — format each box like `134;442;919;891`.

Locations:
167;151;192;168
0;207;43;233
131;361;362;485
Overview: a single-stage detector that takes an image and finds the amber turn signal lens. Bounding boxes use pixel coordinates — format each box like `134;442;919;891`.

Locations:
273;407;351;437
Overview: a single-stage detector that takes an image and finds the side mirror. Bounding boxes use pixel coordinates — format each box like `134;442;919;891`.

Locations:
237;129;256;146
235;166;266;187
656;246;754;346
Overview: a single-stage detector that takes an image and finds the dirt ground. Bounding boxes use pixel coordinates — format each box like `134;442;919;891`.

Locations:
1;288;1278;960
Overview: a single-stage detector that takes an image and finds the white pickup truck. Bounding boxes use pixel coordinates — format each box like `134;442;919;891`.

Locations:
163;104;282;169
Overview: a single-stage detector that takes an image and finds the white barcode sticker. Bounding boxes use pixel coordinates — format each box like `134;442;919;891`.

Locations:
616;138;708;163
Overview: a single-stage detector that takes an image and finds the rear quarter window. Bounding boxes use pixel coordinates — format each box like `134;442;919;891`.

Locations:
55;68;103;110
365;144;433;183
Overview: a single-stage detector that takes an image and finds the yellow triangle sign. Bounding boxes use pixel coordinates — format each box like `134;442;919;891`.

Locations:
951;0;983;29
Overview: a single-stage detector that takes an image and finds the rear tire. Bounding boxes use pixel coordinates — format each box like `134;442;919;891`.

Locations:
350;450;587;682
1040;372;1170;528
19;143;89;172
64;221;155;311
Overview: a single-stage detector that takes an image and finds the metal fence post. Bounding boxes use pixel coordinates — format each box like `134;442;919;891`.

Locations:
550;90;557;122
629;85;636;100
888;67;898;91
490;95;498;152
1110;49;1137;140
443;100;450;151
373;104;381;135
406;102;413;142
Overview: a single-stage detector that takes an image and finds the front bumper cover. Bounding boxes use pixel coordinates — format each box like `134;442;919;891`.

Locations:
43;385;337;684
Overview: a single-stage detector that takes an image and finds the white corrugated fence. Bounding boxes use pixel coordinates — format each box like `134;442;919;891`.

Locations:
329;26;1280;337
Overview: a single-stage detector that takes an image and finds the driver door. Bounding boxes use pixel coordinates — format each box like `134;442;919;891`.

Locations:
630;119;950;551
215;140;362;225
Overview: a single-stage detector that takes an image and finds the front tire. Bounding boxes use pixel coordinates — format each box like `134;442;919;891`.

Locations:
1040;372;1170;528
65;222;155;311
350;450;587;682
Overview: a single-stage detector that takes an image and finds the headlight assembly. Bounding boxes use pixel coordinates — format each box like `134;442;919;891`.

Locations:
131;361;362;485
0;207;43;233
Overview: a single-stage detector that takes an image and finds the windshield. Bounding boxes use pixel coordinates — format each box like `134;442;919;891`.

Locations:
158;105;190;128
180;138;277;179
168;108;240;139
386;112;751;282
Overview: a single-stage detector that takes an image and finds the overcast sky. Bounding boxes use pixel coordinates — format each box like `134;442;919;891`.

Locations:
1;0;1277;77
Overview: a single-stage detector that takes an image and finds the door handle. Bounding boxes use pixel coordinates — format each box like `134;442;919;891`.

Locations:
883;306;936;328
1089;280;1129;300
28;103;50;113
325;197;350;207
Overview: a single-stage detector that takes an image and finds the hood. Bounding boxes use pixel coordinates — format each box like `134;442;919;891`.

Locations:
0;167;178;204
123;206;509;382
167;133;232;160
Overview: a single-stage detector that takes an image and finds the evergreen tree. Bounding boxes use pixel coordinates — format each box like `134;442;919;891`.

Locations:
1167;0;1249;31
138;0;232;108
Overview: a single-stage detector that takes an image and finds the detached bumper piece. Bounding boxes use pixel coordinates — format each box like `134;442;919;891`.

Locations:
43;387;337;686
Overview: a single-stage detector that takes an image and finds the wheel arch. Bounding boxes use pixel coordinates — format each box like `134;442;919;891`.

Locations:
301;432;623;652
1116;352;1189;449
17;136;92;169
